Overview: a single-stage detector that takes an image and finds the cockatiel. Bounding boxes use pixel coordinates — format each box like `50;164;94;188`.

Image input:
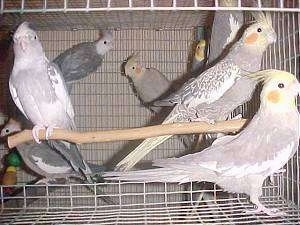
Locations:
116;12;277;171
105;70;300;216
53;30;113;90
16;142;106;184
0;118;22;137
191;39;207;73
123;53;171;112
9;22;111;202
208;0;244;64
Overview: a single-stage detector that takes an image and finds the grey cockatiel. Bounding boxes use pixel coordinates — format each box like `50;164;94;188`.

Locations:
208;0;244;64
123;53;171;112
9;22;111;201
116;12;277;171
53;30;113;91
16;142;105;183
105;70;300;216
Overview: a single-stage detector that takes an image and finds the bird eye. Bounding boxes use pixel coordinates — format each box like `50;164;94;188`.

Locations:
278;83;284;88
257;28;262;32
104;41;107;44
132;66;135;69
5;129;9;133
34;36;37;39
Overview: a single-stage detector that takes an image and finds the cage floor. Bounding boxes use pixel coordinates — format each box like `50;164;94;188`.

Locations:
1;196;300;224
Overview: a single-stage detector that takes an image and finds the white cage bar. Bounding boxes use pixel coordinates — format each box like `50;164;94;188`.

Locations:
0;0;299;224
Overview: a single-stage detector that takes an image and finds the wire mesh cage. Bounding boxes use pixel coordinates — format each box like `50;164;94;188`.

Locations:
0;0;300;224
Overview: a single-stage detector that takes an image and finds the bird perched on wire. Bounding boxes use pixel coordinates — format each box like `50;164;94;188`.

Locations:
9;22;113;203
191;39;207;73
53;30;113;91
105;69;300;216
123;53;171;113
116;12;277;171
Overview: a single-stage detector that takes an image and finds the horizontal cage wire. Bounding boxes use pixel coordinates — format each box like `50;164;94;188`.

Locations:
0;0;300;224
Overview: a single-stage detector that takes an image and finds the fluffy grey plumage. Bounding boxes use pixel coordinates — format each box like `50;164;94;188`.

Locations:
53;31;113;84
124;54;171;112
105;70;300;216
9;22;98;187
116;12;277;171
17;142;105;181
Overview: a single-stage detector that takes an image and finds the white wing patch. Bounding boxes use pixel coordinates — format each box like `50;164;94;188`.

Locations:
224;14;240;48
32;155;71;174
9;82;28;119
47;62;75;126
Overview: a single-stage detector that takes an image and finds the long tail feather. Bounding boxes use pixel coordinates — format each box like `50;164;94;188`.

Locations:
105;167;217;184
115;134;173;171
105;168;193;183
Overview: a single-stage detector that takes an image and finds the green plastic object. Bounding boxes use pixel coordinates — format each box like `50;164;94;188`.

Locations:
6;151;22;167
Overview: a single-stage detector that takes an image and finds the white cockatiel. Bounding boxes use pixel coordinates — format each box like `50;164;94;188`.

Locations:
105;70;300;216
9;22;92;182
9;22;114;204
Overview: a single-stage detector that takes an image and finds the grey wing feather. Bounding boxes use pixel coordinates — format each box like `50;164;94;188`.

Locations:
195;77;257;122
17;142;76;179
48;140;92;177
53;42;103;82
157;59;240;107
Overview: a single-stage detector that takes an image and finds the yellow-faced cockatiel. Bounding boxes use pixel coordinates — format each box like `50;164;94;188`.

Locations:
105;70;300;216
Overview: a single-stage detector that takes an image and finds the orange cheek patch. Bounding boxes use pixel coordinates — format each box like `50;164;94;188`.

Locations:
135;66;142;74
267;90;281;103
244;33;259;44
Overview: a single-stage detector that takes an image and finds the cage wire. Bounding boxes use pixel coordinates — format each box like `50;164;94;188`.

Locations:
0;0;299;224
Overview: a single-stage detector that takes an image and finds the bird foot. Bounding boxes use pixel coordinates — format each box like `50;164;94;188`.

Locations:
45;126;58;140
245;206;286;216
231;113;242;120
32;125;46;144
274;169;286;174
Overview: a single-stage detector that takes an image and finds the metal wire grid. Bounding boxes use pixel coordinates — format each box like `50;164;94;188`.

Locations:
0;0;299;12
0;1;299;30
0;28;193;182
0;180;300;224
0;7;299;225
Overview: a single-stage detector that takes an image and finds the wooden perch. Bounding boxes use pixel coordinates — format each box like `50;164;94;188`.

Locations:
7;119;247;149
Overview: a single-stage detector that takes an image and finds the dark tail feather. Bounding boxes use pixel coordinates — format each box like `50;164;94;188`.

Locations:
83;176;116;205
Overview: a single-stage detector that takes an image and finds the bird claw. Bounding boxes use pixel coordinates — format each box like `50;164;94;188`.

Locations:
32;125;45;144
45;126;58;140
244;206;286;217
231;113;242;120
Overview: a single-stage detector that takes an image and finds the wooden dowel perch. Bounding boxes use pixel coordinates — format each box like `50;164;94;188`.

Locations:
7;119;247;149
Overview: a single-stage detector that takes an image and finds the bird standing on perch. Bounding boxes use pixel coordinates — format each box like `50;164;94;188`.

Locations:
116;12;277;171
8;22;113;203
105;70;300;216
